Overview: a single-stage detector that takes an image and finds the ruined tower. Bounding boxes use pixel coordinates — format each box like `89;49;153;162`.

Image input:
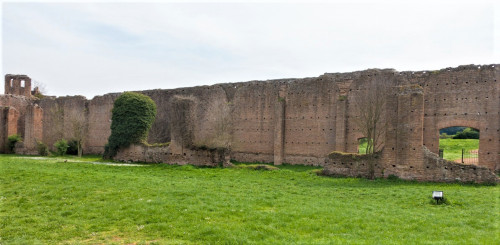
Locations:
1;74;43;154
5;74;32;97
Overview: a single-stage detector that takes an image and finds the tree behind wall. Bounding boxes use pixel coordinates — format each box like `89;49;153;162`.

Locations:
352;79;387;154
70;107;88;157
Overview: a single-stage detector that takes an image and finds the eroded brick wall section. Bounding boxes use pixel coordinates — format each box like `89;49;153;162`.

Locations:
283;77;337;165
24;105;43;150
38;96;88;152
391;86;425;179
231;82;277;161
86;94;116;154
0;106;19;152
417;65;500;170
322;152;383;178
1;65;499;182
420;146;497;183
115;144;225;167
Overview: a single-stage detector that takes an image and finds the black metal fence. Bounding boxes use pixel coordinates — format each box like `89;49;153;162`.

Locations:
461;149;479;164
439;149;478;164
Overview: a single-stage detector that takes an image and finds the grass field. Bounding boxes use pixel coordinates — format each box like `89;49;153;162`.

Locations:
1;155;498;244
439;138;479;161
357;140;368;154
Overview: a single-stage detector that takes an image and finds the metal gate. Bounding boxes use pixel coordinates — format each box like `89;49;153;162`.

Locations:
438;149;478;164
461;149;478;164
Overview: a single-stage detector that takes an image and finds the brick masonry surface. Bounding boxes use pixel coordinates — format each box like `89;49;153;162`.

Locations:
1;64;498;183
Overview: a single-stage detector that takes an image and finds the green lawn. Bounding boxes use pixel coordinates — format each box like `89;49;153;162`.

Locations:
358;141;367;154
1;155;498;244
439;138;479;161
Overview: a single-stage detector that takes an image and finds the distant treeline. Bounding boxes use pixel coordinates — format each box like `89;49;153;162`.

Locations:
439;127;479;139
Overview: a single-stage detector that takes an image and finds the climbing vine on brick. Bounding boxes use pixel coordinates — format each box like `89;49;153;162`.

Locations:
104;92;157;158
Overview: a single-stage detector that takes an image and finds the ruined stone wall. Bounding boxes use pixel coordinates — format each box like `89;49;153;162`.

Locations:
1;64;498;180
38;96;88;152
115;144;225;167
337;70;400;153
420;146;498;183
322;147;497;183
86;94;117;154
409;65;499;171
322;152;383;179
4;74;31;97
282;78;336;165
0;106;19;152
0;95;32;153
381;85;426;178
18;104;43;154
230;81;279;163
39;65;500;173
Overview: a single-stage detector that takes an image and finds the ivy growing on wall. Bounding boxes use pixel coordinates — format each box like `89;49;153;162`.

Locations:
104;92;157;158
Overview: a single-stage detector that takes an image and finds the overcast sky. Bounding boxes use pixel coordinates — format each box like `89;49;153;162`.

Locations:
2;0;499;99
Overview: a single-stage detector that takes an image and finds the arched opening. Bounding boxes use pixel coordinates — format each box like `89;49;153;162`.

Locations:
357;137;368;154
439;126;479;164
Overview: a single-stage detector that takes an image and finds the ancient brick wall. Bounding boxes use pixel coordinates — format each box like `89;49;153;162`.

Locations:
86;94;117;154
412;65;499;171
38;96;88;152
381;85;426;178
230;81;279;162
281;77;336;164
0;107;6;152
322;147;497;183
1;65;498;181
0;94;32;153
420;146;497;183
115;144;226;167
21;105;43;152
0;106;19;152
4;74;31;97
322;152;383;179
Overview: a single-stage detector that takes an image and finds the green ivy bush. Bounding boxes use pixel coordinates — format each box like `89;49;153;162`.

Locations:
54;139;69;156
37;142;49;156
104;92;157;158
7;134;22;152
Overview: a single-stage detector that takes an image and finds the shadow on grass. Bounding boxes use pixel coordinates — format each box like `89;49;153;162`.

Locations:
231;161;322;172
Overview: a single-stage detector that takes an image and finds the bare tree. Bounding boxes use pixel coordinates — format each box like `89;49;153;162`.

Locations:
49;104;64;141
71;109;88;157
352;79;387;154
148;121;169;143
32;79;48;96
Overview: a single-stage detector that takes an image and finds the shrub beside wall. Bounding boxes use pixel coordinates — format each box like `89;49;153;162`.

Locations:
54;139;69;156
37;142;49;156
7;134;22;153
104;92;157;158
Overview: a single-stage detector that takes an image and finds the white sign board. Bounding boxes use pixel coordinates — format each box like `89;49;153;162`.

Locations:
432;191;443;198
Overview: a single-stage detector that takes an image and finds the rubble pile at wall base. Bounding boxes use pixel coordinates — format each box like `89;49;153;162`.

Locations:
321;148;498;184
114;144;229;167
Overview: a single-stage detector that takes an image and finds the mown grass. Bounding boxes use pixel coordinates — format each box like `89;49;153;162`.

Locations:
1;155;498;244
358;141;368;154
439;138;479;161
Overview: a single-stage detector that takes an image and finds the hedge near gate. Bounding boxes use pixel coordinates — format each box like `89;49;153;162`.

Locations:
104;92;157;158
